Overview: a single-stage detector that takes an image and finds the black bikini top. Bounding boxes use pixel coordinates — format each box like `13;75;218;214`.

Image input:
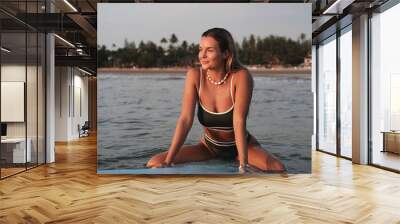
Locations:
197;68;235;131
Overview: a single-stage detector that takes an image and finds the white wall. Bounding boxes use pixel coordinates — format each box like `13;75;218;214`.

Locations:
1;65;38;138
55;66;70;141
1;63;46;164
1;82;25;122
55;67;89;141
1;64;26;81
74;72;89;136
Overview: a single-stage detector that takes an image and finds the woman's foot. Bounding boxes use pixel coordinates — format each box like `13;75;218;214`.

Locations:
267;160;286;172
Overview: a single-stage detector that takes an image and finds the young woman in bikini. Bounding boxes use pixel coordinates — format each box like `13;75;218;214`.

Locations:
146;28;285;173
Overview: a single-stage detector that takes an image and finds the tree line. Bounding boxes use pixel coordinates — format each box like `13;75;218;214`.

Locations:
98;33;311;68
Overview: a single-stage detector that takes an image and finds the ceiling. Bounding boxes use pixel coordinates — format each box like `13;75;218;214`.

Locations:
310;0;390;43
0;0;392;74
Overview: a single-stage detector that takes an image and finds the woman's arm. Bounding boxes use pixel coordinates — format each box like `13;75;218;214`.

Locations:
232;69;254;168
163;68;198;166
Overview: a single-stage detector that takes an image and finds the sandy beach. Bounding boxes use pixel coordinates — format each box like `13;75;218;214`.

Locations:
98;67;311;78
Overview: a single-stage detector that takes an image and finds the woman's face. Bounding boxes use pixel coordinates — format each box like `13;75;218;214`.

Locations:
198;36;226;71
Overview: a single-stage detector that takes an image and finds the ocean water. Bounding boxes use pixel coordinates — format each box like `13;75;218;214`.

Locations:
97;72;312;174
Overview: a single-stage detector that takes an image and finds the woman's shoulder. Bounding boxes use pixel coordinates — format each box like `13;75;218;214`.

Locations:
187;66;202;78
186;66;201;76
232;67;253;82
185;66;201;84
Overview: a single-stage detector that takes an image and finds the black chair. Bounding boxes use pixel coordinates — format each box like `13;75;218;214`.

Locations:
79;121;90;138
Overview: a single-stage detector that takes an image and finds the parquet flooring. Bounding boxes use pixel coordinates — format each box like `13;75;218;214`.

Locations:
1;167;26;177
0;134;399;223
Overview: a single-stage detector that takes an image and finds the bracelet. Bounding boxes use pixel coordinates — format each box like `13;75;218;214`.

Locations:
239;164;250;173
238;164;250;169
238;164;250;174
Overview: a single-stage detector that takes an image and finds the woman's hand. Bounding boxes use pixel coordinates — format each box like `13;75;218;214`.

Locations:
150;161;175;169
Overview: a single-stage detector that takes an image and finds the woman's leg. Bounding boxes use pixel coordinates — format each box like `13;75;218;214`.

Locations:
146;141;215;168
243;136;286;172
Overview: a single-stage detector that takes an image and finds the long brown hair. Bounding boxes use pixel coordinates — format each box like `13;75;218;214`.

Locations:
202;28;244;73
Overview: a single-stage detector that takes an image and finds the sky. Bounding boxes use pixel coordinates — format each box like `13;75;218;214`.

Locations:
98;3;311;49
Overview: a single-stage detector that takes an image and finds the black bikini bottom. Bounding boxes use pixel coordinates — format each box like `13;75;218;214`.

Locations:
203;133;251;159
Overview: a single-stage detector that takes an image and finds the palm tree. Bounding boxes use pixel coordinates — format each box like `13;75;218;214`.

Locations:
111;43;116;67
169;34;178;66
169;34;178;46
298;33;306;43
160;37;168;51
181;40;188;51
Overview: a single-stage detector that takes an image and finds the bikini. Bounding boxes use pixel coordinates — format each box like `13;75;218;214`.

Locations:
197;68;250;159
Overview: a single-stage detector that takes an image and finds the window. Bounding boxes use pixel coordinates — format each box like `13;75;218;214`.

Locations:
0;2;46;179
339;26;352;158
317;35;337;154
371;2;400;171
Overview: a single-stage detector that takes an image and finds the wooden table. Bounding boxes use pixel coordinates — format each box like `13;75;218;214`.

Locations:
381;131;400;154
1;138;32;163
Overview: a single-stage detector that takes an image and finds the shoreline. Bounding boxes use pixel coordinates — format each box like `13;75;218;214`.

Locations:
98;67;311;77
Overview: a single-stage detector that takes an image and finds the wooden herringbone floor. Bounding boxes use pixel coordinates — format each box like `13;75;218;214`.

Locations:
1;134;400;224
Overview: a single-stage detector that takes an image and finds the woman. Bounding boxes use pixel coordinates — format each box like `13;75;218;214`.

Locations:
146;28;285;173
